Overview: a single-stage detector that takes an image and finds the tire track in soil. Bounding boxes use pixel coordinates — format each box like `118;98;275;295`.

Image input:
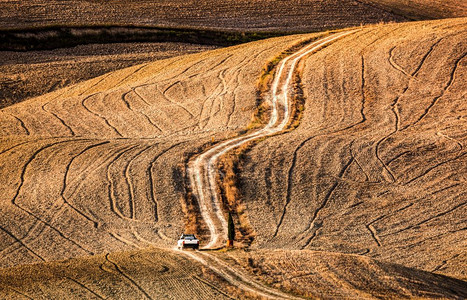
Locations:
42;102;75;136
121;91;163;133
81;93;124;137
7;113;30;135
106;145;140;220
408;52;466;129
124;145;153;220
179;250;302;300
190;31;359;249
62;141;110;228
8;139;94;255
374;38;449;182
3;140;102;257
147;141;187;223
103;253;154;300
4;286;34;300
64;275;106;300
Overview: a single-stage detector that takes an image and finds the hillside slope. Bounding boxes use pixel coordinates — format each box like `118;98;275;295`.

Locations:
1;248;465;299
0;33;322;268
239;18;467;280
0;0;407;31
0;42;217;108
0;14;465;299
363;0;467;20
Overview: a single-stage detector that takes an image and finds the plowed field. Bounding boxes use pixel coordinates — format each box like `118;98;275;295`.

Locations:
0;7;465;299
219;249;467;299
0;0;407;31
364;0;467;19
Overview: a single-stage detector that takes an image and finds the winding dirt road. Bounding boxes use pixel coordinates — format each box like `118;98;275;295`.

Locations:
180;30;360;299
188;30;359;249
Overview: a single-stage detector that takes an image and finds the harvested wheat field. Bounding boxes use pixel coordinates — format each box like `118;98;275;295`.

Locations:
0;33;324;268
0;248;249;299
0;42;218;108
239;18;467;280
218;249;467;299
1;247;466;299
0;0;466;298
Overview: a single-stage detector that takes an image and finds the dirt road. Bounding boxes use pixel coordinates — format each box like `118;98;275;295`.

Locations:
182;31;360;299
188;30;359;249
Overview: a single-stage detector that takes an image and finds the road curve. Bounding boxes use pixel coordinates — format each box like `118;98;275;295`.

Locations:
188;30;359;250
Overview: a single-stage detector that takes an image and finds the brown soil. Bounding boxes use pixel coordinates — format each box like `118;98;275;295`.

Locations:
239;18;467;280
0;0;408;31
1;247;464;299
0;12;465;298
362;0;467;20
0;42;218;108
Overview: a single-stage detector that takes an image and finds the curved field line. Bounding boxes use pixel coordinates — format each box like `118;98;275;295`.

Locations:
125;145;153;220
188;30;359;249
7;113;30;135
104;253;153;300
64;276;106;300
388;46;412;77
42;102;75;136
106;145;140;220
4;286;34;300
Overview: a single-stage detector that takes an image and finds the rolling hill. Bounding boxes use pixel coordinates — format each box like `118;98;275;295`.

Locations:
0;33;317;268
0;1;466;298
239;17;467;280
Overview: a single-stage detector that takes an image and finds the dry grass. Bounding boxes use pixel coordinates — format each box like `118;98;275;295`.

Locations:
238;18;467;280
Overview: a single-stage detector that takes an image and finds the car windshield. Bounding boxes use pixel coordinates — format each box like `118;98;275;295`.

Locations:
182;234;195;239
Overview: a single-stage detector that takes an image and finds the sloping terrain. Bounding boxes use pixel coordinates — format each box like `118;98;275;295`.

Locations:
239;18;467;280
1;248;465;299
363;0;467;20
0;42;217;108
0;33;322;268
2;0;464;109
220;249;467;299
0;0;407;31
0;10;466;300
0;248;239;299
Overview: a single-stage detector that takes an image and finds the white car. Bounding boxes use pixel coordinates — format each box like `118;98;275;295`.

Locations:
177;234;200;250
